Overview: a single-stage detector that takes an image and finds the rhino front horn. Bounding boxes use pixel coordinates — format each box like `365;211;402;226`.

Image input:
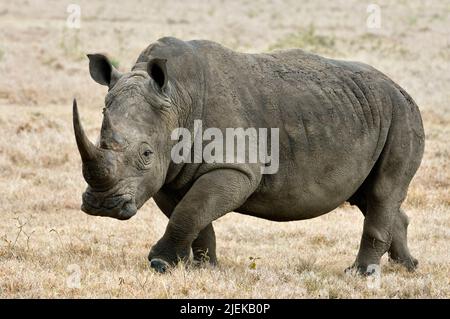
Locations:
73;99;101;162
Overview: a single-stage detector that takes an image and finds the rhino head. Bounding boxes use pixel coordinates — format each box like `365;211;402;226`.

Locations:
73;54;178;220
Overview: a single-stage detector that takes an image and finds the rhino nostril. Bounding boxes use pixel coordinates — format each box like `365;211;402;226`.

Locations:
118;200;137;220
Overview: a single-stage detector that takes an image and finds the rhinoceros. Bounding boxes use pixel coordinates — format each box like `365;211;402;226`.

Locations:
73;36;424;274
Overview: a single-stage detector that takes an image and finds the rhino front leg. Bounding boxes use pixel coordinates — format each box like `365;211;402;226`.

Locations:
153;191;217;265
149;169;258;273
192;224;217;265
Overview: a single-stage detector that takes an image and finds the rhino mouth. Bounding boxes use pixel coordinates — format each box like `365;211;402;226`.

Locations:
81;192;137;220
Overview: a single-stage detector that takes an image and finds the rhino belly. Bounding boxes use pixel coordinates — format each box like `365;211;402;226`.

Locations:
236;114;386;221
237;167;370;222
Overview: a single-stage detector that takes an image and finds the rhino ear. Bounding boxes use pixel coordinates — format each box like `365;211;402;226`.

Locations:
87;54;121;88
147;58;168;91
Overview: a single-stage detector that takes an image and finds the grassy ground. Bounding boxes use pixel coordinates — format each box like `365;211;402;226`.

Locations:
0;0;449;298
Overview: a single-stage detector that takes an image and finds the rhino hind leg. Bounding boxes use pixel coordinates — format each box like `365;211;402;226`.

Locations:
387;209;418;271
349;203;418;274
347;97;423;275
348;181;419;275
351;202;397;275
349;195;418;273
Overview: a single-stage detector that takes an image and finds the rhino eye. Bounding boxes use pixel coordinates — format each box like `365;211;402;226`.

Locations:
139;143;153;166
143;150;152;157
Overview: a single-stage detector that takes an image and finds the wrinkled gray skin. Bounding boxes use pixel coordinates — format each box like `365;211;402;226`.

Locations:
74;37;424;274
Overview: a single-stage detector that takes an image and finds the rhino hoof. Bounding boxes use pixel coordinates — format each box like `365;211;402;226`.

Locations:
150;258;170;273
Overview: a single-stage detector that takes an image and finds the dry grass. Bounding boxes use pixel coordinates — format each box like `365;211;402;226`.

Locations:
0;0;449;298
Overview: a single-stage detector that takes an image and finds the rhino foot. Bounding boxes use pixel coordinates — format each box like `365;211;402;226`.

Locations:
150;258;170;273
